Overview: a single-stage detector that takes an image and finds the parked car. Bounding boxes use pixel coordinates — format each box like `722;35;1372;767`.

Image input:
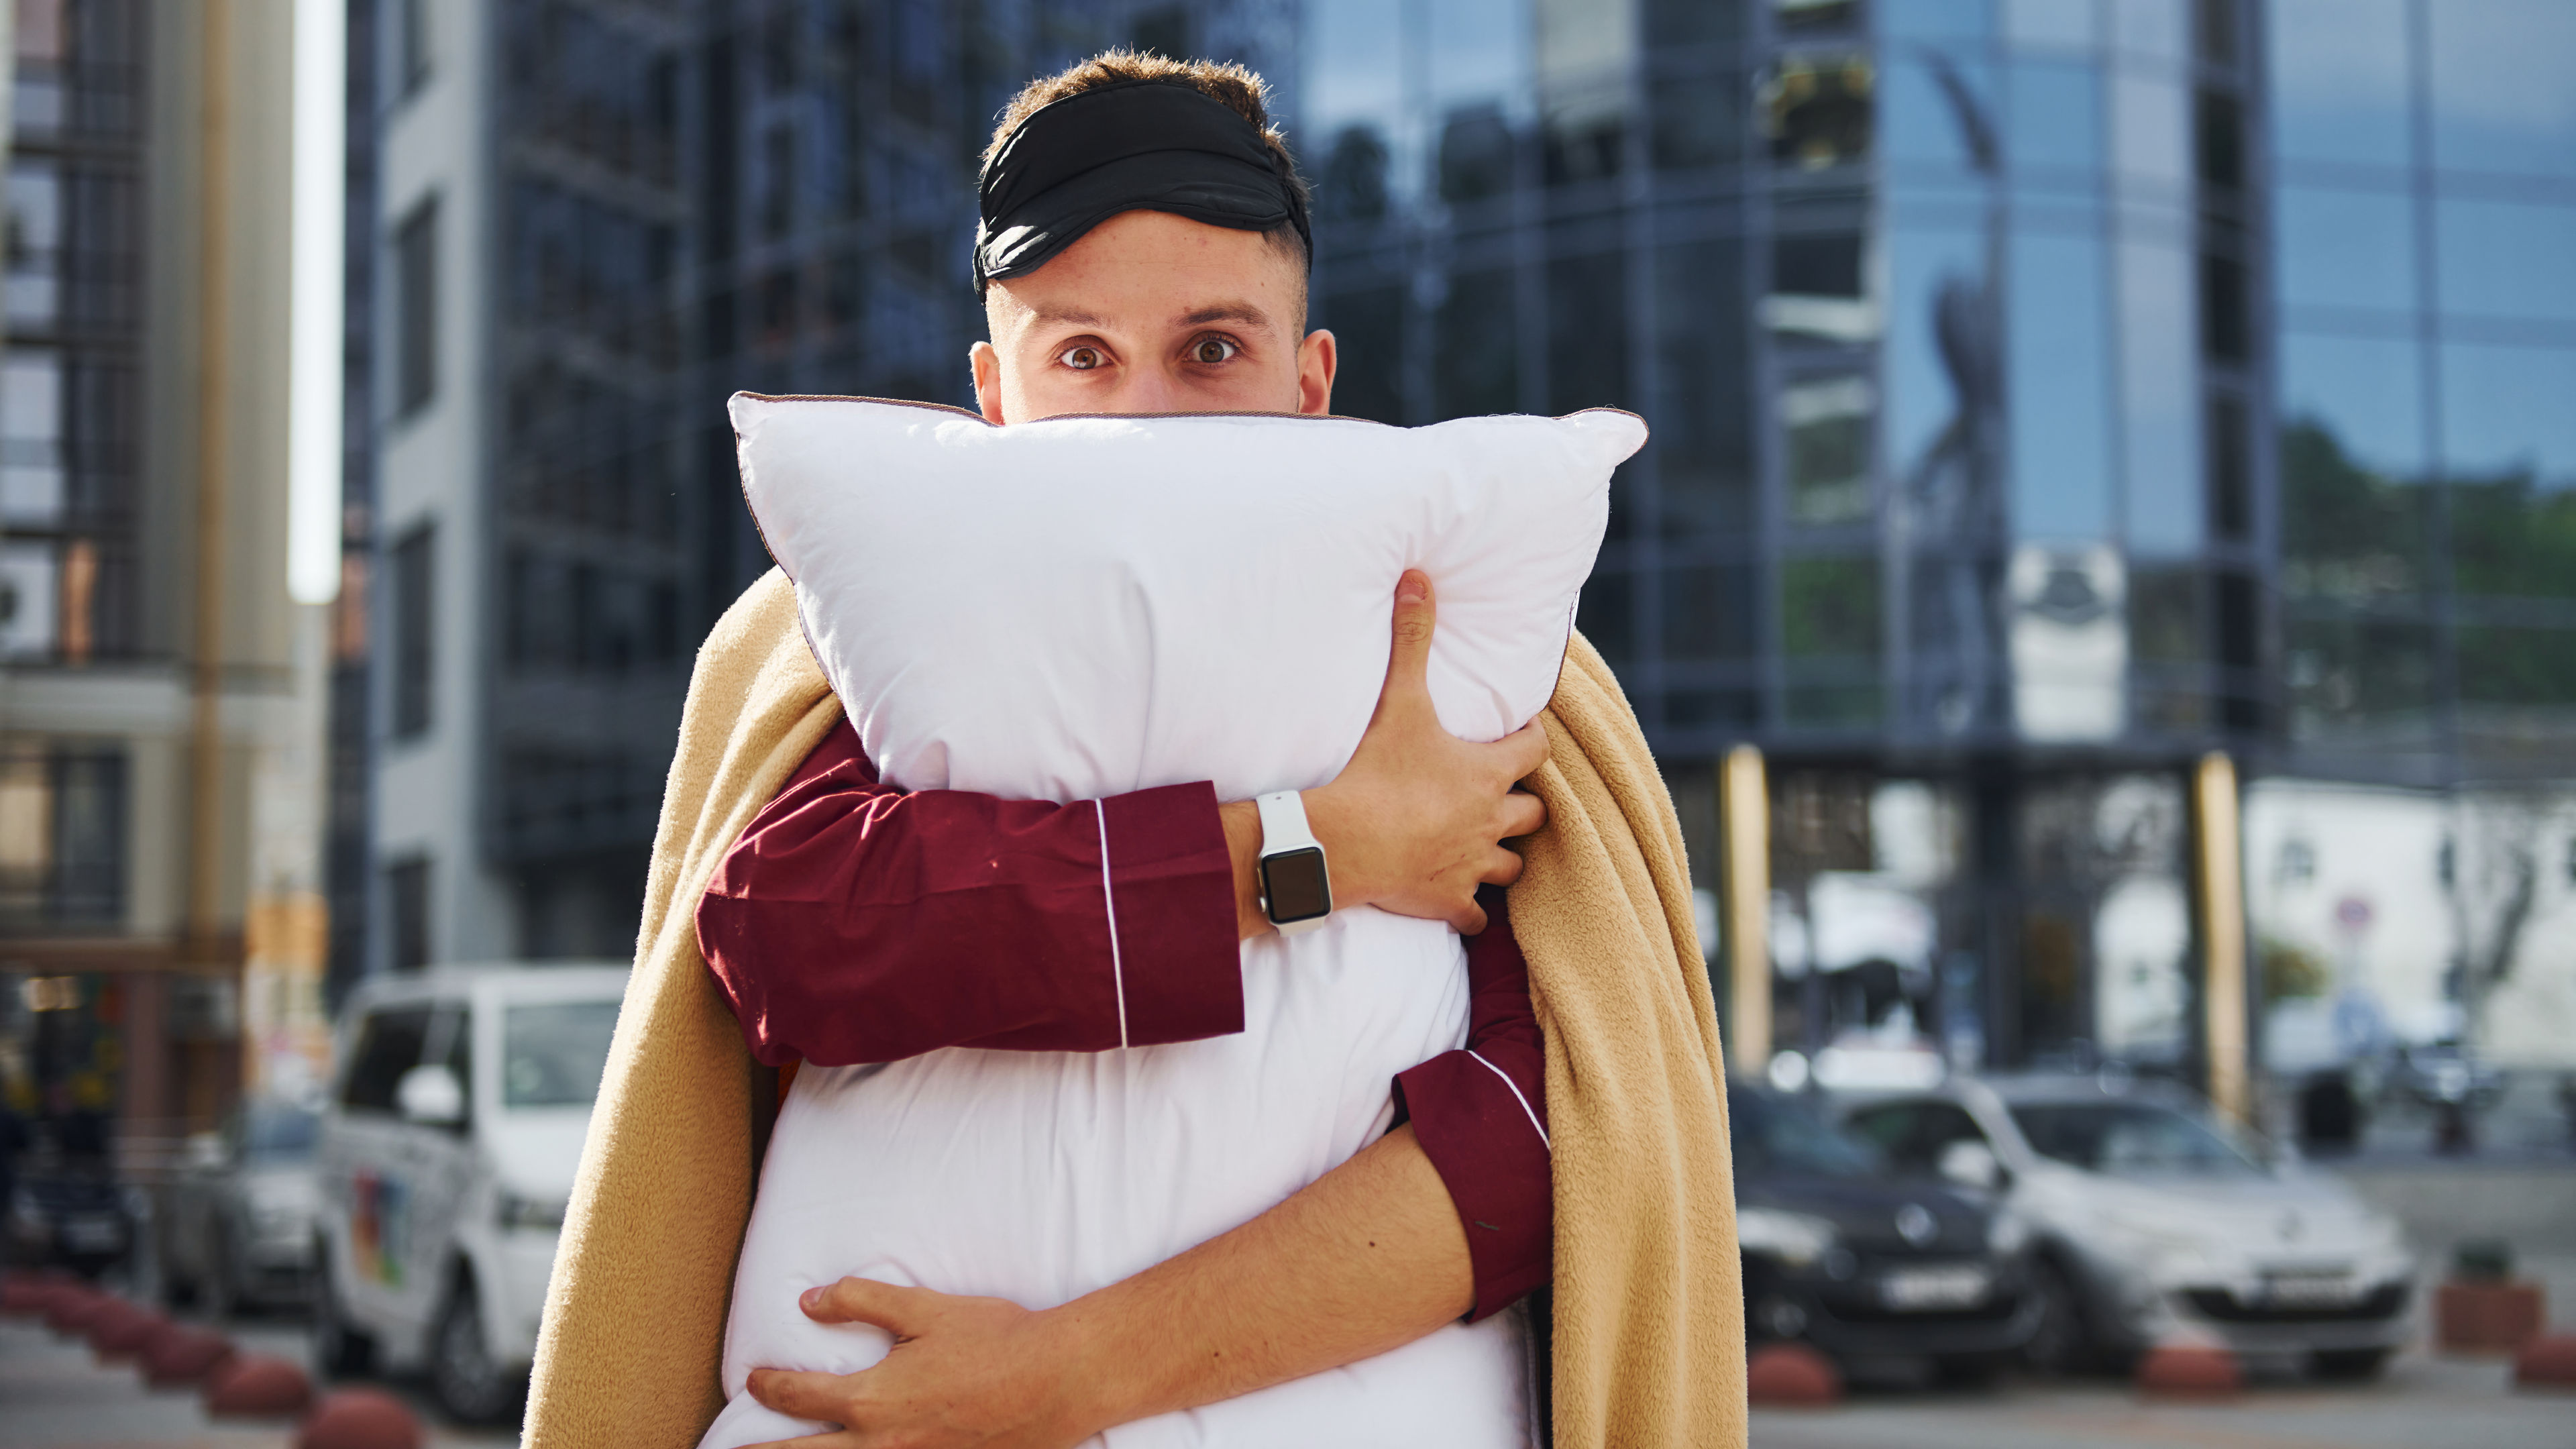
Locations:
313;964;626;1424
1837;1074;2415;1379
1729;1084;2040;1381
160;1097;323;1315
7;1161;132;1275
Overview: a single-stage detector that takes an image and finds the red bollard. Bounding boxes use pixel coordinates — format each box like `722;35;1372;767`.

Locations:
2514;1334;2576;1391
1746;1342;1843;1407
2437;1280;2546;1353
2135;1344;2243;1398
43;1286;109;1336
140;1324;238;1389
297;1388;427;1449
87;1299;168;1361
203;1354;317;1418
1;1276;66;1318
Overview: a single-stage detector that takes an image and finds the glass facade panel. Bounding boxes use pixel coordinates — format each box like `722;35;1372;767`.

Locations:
1663;563;1758;661
2006;61;2102;179
2003;0;2097;51
2279;335;2428;603
1547;250;1630;414
1882;49;1996;174
1654;239;1754;539
2277;184;2414;313
2110;70;2188;192
2266;0;2409;169
2110;0;2187;61
1434;267;1520;419
1784;374;1874;525
1885;221;1986;481
2439;342;2576;486
2426;0;2576;179
2118;237;2200;555
1782;556;1882;657
2284;615;2436;745
1886;0;1992;42
2008;227;2113;539
2435;199;2576;325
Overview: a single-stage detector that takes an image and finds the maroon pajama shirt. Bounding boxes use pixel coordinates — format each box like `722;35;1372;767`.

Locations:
697;718;1553;1322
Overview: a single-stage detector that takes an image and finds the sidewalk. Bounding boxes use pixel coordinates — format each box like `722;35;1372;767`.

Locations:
0;1316;515;1449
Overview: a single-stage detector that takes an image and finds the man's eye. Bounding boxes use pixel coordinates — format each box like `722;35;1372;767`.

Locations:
1059;344;1106;371
1189;336;1238;366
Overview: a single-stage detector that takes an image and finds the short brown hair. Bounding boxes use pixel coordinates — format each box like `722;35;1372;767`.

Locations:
982;50;1310;269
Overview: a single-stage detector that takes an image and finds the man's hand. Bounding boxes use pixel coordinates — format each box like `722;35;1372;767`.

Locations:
1224;569;1550;937
743;1280;1093;1449
743;1122;1470;1448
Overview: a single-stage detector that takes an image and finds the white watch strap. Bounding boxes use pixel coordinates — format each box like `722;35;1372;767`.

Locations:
1254;790;1320;853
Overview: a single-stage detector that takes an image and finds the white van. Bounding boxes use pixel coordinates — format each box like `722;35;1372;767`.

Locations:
311;964;627;1423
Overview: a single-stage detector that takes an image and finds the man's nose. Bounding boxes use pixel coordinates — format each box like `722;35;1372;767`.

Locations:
1120;366;1185;415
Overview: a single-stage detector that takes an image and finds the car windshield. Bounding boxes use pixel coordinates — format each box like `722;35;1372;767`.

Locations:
239;1104;319;1161
1728;1090;1887;1179
2008;1101;2265;1178
503;1000;621;1110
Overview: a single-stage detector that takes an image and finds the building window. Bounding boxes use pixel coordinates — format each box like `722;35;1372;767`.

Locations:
386;857;431;971
389;523;433;739
0;743;125;928
388;0;431;99
392;195;438;418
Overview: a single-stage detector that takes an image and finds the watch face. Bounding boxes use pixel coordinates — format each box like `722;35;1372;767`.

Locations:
1260;846;1332;924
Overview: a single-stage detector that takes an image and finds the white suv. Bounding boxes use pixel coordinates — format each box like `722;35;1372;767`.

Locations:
311;965;626;1422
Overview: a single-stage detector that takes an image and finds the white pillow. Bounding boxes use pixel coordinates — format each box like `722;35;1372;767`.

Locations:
705;397;1642;1449
731;395;1644;802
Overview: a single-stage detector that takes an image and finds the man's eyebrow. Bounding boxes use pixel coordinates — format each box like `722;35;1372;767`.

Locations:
1177;301;1273;329
1029;305;1111;327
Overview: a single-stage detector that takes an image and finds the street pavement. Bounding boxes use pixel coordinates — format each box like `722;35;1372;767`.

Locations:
0;1313;512;1449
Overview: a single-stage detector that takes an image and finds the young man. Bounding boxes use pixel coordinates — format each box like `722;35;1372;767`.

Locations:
698;54;1560;1446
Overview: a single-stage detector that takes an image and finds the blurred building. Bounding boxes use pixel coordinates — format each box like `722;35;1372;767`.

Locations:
0;0;329;1156
343;0;1291;973
339;0;2576;1086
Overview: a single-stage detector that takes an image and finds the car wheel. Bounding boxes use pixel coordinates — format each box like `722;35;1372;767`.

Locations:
431;1277;523;1425
310;1244;376;1379
2021;1256;2094;1377
2311;1347;2391;1381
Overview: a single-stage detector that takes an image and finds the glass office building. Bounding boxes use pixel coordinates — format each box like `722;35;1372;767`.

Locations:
1299;0;2269;1075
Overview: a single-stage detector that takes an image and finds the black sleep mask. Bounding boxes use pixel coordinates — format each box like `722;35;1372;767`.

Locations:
975;77;1311;291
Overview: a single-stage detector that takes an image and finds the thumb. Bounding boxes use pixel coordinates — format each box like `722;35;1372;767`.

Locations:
1384;570;1436;700
802;1277;929;1336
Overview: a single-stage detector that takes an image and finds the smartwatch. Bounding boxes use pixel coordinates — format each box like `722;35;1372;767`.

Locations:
1255;790;1334;936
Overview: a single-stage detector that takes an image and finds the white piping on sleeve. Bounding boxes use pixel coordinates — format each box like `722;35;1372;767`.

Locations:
1096;800;1129;1049
1467;1049;1549;1150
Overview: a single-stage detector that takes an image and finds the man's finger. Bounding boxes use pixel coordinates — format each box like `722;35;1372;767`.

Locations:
1383;570;1436;700
1452;898;1490;936
1497;718;1551;780
1482;848;1528;887
802;1277;930;1336
745;1366;851;1425
1497;791;1546;841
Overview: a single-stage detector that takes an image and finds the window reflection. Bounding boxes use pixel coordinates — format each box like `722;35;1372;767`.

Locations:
5;163;60;329
0;350;64;527
1438;105;1517;205
1650;66;1743;172
2008;228;2113;539
1656;239;1756;539
2435;199;2576;324
1316;125;1391;223
1761;53;1874;170
2265;0;2410;168
2276;186;2414;313
1548;252;1629;414
1882;49;1995;173
1434;268;1519;418
2007;60;2102;178
2118;237;2201;555
2112;72;2188;190
1664;564;1758;661
2003;0;2098;51
2427;0;2576;179
1784;374;1876;525
1783;557;1882;657
2439;343;2576;488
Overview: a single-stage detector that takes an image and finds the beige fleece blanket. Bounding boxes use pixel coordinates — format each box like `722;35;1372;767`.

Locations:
524;569;1743;1448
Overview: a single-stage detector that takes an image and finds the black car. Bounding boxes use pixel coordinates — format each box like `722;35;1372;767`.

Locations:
1731;1085;2040;1378
7;1165;133;1275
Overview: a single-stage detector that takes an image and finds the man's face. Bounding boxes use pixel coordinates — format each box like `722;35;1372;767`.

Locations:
972;208;1337;423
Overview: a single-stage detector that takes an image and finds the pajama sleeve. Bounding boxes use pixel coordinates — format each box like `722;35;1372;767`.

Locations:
700;722;1556;1318
697;719;1244;1065
1393;885;1554;1323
